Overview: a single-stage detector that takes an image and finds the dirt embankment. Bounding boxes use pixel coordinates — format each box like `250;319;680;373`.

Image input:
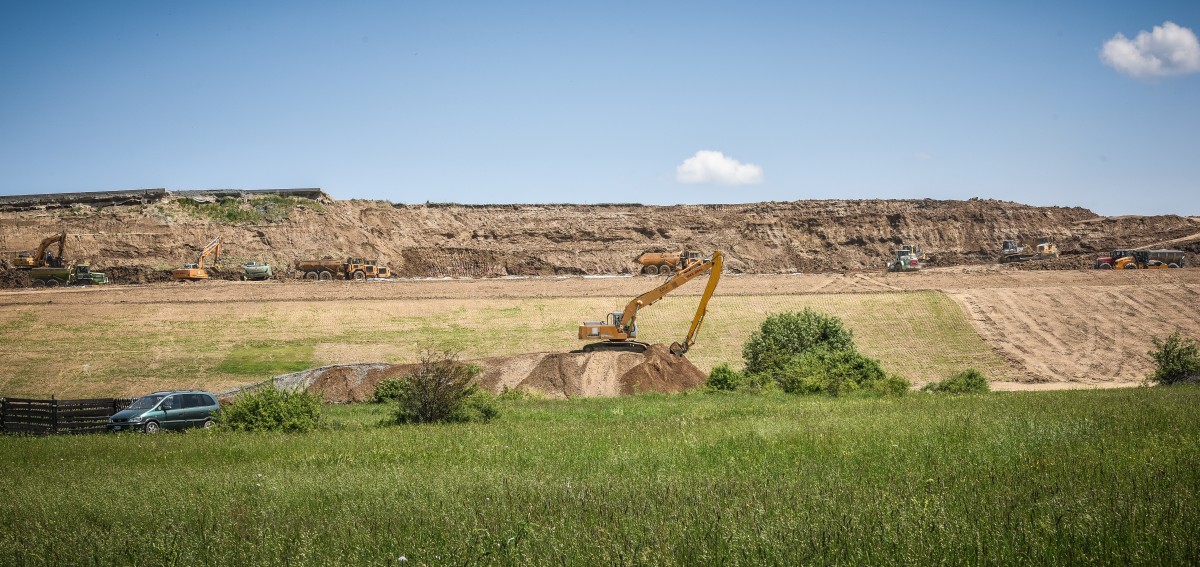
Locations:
3;194;1198;287
249;344;707;403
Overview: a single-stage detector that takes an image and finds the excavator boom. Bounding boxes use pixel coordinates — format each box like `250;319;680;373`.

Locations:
578;251;723;355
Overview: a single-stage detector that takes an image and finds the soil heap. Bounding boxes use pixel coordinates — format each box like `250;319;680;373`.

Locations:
246;344;707;403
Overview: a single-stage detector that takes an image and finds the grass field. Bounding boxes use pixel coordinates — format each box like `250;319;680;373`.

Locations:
2;388;1198;565
0;290;1013;397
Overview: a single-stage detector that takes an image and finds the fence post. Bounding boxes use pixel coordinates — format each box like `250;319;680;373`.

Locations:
51;396;59;435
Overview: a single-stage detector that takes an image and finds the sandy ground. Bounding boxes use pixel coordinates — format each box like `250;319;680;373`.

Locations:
2;266;1198;393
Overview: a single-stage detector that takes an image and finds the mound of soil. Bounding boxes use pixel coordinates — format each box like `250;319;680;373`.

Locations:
241;344;708;403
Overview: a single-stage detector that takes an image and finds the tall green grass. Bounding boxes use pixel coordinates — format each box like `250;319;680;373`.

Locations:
2;388;1198;565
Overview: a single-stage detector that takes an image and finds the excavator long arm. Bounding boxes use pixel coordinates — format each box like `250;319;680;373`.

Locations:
669;251;722;355
615;251;722;335
33;231;66;267
578;251;722;354
195;237;222;269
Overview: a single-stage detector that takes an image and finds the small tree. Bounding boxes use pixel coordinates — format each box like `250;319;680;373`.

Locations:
391;350;497;424
742;308;855;375
1148;331;1200;385
221;387;322;432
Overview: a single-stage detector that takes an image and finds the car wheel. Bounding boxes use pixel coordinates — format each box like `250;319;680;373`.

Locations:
319;270;333;281
643;265;658;275
1169;263;1180;269
1124;264;1137;269
143;421;161;434
304;271;318;280
1099;263;1113;270
202;418;216;430
353;270;366;281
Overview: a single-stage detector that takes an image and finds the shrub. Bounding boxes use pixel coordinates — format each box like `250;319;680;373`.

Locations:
742;308;855;375
873;374;912;397
373;377;405;403
1147;331;1200;385
220;387;322;432
923;368;990;394
706;364;744;391
769;347;893;396
390;351;496;424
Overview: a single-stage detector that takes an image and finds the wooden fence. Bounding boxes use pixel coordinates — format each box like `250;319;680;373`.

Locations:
0;397;134;435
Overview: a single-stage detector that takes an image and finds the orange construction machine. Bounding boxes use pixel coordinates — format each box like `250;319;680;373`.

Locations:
578;251;723;355
172;237;222;281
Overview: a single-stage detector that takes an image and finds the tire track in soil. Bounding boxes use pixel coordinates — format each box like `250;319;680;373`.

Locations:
947;283;1200;386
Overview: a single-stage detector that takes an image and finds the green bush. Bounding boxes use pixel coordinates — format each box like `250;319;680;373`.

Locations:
742;308;855;374
1148;331;1200;385
873;374;912;397
390;351;496;424
769;347;896;396
923;368;990;394
220;387;323;432
706;364;744;391
373;377;405;403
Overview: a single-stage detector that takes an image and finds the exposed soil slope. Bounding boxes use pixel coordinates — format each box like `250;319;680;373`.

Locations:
3;194;1198;284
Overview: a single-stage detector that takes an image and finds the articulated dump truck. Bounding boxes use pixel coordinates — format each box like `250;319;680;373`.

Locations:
295;257;391;281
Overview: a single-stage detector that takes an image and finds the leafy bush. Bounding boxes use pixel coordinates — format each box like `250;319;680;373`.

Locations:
742;308;855;375
1148;331;1200;385
769;347;895;396
923;368;990;394
706;364;744;391
220;387;322;432
873;374;912;397
390;351;496;424
373;377;405;403
178;195;323;224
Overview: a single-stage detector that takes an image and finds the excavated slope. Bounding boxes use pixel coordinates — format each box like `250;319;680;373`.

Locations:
2;195;1199;282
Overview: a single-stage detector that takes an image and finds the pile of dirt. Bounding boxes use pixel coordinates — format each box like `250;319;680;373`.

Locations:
241;344;709;403
2;195;1198;287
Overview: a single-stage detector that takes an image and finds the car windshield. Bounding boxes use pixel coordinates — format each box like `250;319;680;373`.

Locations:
127;394;167;410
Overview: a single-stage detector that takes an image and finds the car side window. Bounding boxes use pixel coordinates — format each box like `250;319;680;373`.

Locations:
161;396;176;410
202;394;217;407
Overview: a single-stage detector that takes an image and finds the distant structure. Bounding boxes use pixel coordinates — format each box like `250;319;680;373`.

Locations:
0;188;328;212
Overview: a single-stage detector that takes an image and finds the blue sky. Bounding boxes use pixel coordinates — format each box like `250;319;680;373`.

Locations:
2;1;1198;215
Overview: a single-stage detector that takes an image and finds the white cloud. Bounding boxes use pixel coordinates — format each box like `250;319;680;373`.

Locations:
1100;21;1200;78
675;150;763;185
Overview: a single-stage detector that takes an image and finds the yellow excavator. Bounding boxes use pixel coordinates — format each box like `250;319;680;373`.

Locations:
12;231;66;269
172;237;222;281
578;250;723;355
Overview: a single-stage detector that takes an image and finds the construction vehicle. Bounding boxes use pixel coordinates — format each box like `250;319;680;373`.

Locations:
241;262;273;281
172;237;222;281
1094;249;1136;269
1111;249;1186;270
295;257;392;281
635;250;704;275
11;231;66;269
887;249;922;272
999;238;1058;264
30;263;108;287
900;244;927;261
579;250;723;355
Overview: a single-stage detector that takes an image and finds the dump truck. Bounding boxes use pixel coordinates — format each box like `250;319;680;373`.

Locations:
30;264;108;287
887;249;922;272
241;262;273;281
635;250;703;275
295;257;391;281
579;251;722;354
1110;249;1186;270
1094;249;1136;269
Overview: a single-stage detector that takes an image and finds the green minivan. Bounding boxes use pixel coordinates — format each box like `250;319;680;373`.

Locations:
108;390;221;433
